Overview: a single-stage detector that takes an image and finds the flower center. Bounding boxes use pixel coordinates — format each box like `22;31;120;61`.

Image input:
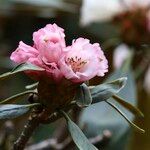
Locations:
66;56;87;72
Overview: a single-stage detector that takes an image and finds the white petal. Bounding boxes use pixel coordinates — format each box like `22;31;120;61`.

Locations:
113;44;131;69
80;0;124;26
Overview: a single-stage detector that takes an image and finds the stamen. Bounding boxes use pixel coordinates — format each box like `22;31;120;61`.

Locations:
66;56;87;72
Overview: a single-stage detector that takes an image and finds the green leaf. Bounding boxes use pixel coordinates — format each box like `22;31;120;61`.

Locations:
75;83;92;107
91;77;127;104
11;63;44;72
0;103;40;119
60;111;98;150
0;90;37;104
25;82;39;90
106;101;145;134
112;95;144;117
0;63;44;81
81;70;137;150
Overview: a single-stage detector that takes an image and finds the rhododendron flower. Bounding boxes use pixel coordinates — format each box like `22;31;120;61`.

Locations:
10;24;108;83
33;24;66;63
10;41;39;64
59;38;108;83
10;23;66;81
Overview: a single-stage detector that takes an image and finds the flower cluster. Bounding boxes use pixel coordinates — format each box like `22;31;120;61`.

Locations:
10;23;108;83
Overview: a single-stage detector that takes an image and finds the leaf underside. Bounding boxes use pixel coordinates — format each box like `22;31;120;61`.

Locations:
0;103;40;119
61;111;98;150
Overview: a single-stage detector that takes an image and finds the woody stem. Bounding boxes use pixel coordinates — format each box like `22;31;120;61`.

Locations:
13;113;40;150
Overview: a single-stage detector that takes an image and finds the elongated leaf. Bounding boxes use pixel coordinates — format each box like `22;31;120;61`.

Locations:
81;70;137;150
91;77;127;104
11;63;44;72
106;101;145;133
0;103;40;119
112;95;144;117
0;90;37;104
0;63;44;80
25;82;38;90
75;83;92;107
61;111;98;150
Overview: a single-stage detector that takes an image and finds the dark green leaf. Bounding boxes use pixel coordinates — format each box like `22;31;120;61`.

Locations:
91;77;127;104
0;90;37;104
112;95;144;117
75;83;92;107
0;103;40;119
0;63;44;81
61;111;98;150
106;101;145;133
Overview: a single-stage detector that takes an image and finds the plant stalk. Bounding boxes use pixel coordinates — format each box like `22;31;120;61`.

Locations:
13;113;40;150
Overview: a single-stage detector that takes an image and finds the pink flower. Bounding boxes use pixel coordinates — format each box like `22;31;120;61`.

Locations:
33;24;66;63
10;41;39;64
10;23;66;82
10;24;108;83
59;38;108;83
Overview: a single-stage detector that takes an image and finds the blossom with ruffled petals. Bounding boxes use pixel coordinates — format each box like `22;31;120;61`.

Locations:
33;24;66;63
10;24;108;83
59;38;108;83
10;41;39;64
10;23;66;81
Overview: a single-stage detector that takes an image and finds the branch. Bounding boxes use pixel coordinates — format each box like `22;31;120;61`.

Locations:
25;137;71;150
52;119;68;143
13;104;51;150
26;130;112;150
0;121;15;150
41;102;76;124
13;112;41;150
